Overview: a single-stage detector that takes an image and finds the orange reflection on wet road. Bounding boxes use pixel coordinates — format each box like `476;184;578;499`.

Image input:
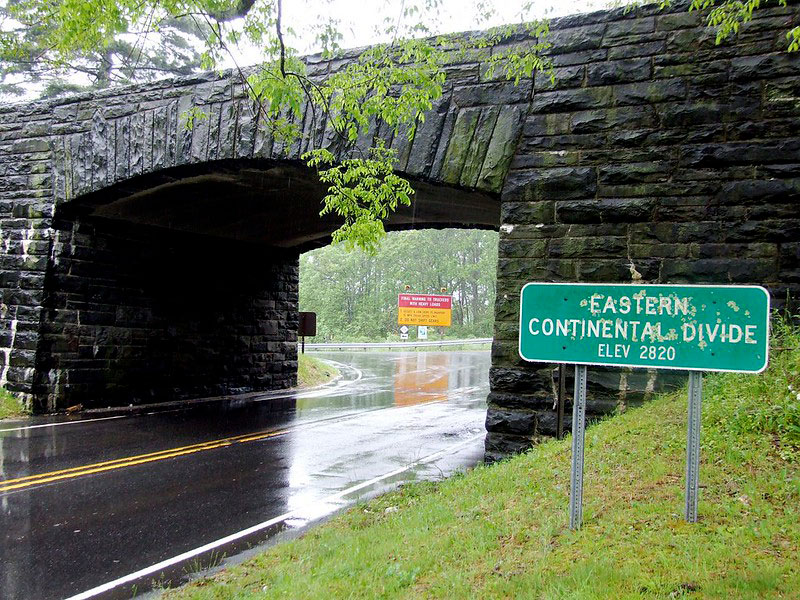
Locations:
393;353;450;406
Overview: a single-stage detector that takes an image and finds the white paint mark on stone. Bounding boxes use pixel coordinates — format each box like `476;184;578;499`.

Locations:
20;223;36;262
0;318;19;388
645;370;657;394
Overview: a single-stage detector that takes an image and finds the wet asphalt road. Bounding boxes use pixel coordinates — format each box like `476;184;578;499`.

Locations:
0;350;489;600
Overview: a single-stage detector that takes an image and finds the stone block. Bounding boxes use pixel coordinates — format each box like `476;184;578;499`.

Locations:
438;108;481;185
586;57;652;85
656;11;702;31
717;179;800;205
503;167;597;202
598;162;670;185
500;201;555;224
485;408;538;435
547;23;607;54
578;258;660;282
571;106;656;134
548;236;628;258
551;49;609;67
531;86;615;113
536;65;585;91
453;80;532;107
489;367;553;394
607;40;665;59
556;197;655;223
731;53;800;81
605;17;656;38
614;79;687;105
484;432;535;462
524;113;573;137
661;258;779;283
461;108;500;188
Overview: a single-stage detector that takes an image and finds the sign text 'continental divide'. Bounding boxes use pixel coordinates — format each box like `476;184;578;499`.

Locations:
518;283;770;373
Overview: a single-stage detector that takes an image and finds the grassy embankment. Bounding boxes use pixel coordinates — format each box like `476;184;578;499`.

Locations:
0;387;28;419
297;353;340;388
168;322;800;599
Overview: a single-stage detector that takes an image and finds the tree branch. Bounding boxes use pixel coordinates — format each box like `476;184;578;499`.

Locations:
276;0;286;77
206;0;258;22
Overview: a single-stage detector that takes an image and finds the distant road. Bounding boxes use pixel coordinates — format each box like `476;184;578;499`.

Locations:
305;338;493;350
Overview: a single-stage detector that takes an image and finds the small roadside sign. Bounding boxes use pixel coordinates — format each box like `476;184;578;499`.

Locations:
398;294;452;327
298;312;316;354
417;326;428;340
399;325;409;334
400;333;409;340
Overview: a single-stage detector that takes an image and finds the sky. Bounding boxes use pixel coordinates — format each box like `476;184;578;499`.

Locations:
2;0;609;99
228;0;609;66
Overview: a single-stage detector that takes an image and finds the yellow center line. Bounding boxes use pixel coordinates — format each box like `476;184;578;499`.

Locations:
0;397;450;494
0;427;291;493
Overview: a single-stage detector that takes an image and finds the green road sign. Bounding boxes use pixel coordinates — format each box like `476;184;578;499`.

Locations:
518;283;770;373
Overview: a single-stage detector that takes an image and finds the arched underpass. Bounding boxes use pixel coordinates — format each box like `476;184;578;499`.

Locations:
37;160;499;411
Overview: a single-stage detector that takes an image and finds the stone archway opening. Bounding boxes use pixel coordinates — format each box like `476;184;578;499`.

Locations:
34;159;500;411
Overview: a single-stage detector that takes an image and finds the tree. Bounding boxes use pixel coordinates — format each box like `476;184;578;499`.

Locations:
0;0;214;97
2;0;552;252
1;0;797;250
299;229;499;341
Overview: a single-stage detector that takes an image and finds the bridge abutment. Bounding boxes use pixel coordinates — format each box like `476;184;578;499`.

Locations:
484;1;800;460
32;216;298;411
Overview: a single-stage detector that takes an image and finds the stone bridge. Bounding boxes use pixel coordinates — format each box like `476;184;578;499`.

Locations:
1;1;799;458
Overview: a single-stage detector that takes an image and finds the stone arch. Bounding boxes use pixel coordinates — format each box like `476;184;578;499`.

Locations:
52;66;526;206
1;1;800;449
3;42;531;408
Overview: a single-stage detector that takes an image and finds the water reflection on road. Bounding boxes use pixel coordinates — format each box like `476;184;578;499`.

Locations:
0;350;490;600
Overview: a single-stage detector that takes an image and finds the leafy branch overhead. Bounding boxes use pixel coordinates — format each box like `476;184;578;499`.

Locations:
239;3;554;253
623;0;800;50
1;0;556;252
2;0;797;251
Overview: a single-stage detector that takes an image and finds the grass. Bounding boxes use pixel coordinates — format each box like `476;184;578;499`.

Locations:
165;322;800;600
297;353;340;388
0;387;28;419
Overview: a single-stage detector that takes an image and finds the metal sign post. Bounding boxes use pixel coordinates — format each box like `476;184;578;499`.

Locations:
685;371;703;522
569;364;588;530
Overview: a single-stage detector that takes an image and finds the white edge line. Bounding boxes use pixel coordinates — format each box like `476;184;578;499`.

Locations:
1;364;364;434
63;433;484;600
0;415;127;434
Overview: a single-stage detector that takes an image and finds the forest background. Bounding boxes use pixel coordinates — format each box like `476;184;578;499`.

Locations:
299;230;498;341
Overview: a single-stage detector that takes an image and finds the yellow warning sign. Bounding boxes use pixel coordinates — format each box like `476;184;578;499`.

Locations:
398;294;452;326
